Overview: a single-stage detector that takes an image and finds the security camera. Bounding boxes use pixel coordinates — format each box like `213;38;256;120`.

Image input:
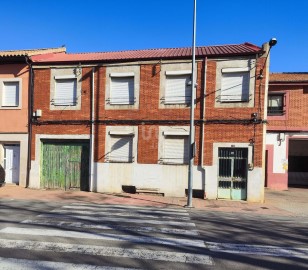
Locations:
269;38;277;47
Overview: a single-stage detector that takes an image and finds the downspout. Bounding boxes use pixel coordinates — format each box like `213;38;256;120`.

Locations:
201;57;207;198
25;55;33;188
89;67;95;192
201;57;207;169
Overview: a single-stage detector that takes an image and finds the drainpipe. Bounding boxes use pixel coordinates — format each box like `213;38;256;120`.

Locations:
201;57;207;168
25;55;33;188
89;67;95;192
201;57;207;197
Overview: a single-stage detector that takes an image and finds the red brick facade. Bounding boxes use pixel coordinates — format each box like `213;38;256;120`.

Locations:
32;57;266;167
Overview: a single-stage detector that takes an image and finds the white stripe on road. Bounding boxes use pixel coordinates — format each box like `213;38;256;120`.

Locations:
0;227;205;248
62;205;189;216
0;239;213;265
38;214;196;227
71;203;186;213
21;219;199;236
207;242;308;259
0;257;139;270
50;209;190;220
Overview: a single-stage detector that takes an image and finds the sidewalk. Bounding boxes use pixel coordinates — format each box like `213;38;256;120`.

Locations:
0;185;306;217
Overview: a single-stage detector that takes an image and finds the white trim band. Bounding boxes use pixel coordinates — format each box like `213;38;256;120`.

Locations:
221;67;250;73
165;70;192;75
110;72;134;77
54;75;77;79
163;131;189;136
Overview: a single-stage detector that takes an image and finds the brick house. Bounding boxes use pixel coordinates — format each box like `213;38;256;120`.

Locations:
266;73;308;190
0;48;65;187
28;41;270;202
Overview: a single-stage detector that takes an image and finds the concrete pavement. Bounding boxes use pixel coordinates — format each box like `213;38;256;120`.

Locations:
0;185;307;217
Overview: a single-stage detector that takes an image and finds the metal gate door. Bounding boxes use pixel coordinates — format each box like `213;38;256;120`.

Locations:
41;141;89;191
218;147;248;200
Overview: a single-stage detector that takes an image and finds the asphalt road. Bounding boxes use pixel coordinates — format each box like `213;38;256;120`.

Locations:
0;199;307;269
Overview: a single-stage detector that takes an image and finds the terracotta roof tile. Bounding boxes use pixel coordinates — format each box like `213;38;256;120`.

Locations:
31;43;262;63
0;47;66;57
270;73;308;83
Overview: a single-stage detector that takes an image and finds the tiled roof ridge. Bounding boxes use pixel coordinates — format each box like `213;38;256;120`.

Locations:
0;47;66;57
64;43;260;55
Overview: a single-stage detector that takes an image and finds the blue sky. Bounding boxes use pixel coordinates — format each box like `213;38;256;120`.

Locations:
1;0;307;72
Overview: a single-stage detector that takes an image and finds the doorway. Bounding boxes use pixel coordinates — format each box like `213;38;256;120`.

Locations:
217;147;248;200
4;145;20;184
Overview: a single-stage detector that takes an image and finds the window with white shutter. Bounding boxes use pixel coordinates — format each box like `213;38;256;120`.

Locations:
54;78;77;106
163;135;189;164
220;71;250;102
165;74;191;104
2;81;19;107
110;76;135;105
109;135;134;162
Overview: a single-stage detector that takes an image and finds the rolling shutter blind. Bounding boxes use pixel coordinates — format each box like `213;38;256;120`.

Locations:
164;136;189;164
109;136;133;162
54;79;77;105
3;82;19;106
110;76;134;105
221;72;249;102
165;75;191;104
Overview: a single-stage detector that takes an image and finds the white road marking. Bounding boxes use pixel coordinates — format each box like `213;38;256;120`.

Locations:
62;205;189;216
38;213;196;227
0;227;205;248
50;209;190;220
0;239;213;265
71;203;186;213
0;257;139;270
21;219;199;236
206;242;308;258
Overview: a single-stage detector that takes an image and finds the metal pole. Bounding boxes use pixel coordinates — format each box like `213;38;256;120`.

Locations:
186;0;197;208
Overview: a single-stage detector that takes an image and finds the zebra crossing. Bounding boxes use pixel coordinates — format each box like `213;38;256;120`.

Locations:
0;202;213;269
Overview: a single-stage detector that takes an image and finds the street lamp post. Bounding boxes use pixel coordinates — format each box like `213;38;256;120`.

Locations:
186;0;197;208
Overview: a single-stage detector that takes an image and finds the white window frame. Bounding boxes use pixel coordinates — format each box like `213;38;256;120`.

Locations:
220;67;250;102
0;78;22;109
50;68;82;111
164;70;192;105
215;58;256;108
159;62;197;109
109;73;135;105
105;65;140;110
105;126;138;163
159;127;190;165
53;76;78;106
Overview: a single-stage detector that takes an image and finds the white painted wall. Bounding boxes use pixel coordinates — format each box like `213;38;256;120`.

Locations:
266;133;287;174
94;162;204;197
205;142;263;202
0;133;28;187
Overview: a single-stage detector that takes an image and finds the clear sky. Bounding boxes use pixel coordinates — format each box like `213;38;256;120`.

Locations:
1;0;307;72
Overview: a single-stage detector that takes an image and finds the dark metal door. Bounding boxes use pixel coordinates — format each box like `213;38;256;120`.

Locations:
218;147;248;200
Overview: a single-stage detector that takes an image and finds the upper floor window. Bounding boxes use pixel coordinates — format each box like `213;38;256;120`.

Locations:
0;79;22;109
105;65;140;110
220;68;250;102
215;59;256;108
165;71;191;104
53;76;77;106
50;68;82;110
268;93;285;116
3;81;20;107
109;73;135;105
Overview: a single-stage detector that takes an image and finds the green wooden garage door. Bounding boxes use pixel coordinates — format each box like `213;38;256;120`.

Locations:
41;141;89;191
